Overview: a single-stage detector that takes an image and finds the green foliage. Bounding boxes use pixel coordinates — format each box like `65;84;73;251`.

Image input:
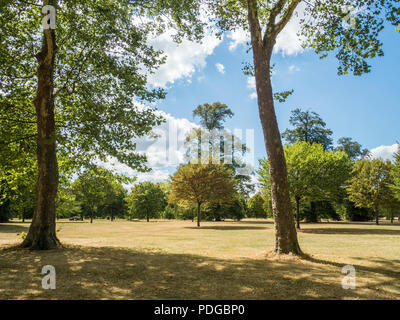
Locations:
247;193;266;218
282;108;334;150
193;102;234;131
203;194;246;221
347;159;396;217
0;0;206;214
126;182;167;221
71;167;127;221
186;103;254;198
259;142;352;224
273;90;294;103
0;200;11;223
170;163;237;208
209;1;399;76
335;137;369;160
390;145;400;201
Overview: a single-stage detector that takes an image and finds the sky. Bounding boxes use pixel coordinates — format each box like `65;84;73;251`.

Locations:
109;10;400;186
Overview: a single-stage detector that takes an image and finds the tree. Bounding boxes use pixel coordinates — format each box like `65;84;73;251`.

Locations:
259;142;351;229
169;164;236;227
282;109;333;150
247;193;266;218
1;0;204;249
347;159;396;225
193;102;234;131
72;168;126;223
335;137;369;160
187;103;254;199
390;145;400;201
210;0;399;254
98;181;128;221
126;182;167;222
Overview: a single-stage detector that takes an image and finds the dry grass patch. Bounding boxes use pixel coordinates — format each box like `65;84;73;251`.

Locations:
0;219;399;299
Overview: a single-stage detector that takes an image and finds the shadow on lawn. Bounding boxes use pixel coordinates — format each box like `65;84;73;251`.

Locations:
299;228;400;236
185;226;268;231
1;245;399;300
0;224;29;233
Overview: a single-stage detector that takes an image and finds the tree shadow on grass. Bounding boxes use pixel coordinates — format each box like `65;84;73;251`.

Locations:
0;245;398;300
237;220;275;225
299;228;400;236
0;224;29;233
185;226;268;231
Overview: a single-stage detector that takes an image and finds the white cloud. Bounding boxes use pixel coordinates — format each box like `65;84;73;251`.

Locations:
369;144;398;162
227;29;249;51
247;76;257;99
249;92;258;100
216;63;225;74
147;30;222;88
247;76;256;89
288;65;300;73
99;110;199;186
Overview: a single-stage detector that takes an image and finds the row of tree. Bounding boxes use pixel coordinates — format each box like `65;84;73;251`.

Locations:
1;0;399;253
258;109;400;227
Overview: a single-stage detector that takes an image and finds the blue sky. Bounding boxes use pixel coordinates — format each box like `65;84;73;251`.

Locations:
117;20;400;184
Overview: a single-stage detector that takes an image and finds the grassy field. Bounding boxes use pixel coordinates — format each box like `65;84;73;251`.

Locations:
0;219;399;299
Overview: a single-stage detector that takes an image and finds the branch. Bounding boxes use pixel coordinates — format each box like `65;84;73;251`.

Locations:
263;0;302;46
274;0;302;35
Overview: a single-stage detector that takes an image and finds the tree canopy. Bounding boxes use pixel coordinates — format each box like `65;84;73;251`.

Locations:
282;108;333;150
347;159;396;225
170;164;236;227
126;182;167;222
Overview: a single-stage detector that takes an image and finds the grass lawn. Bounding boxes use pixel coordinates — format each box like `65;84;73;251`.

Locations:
0;219;399;299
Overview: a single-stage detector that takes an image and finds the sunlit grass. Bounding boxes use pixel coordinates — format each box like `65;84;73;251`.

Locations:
0;219;399;299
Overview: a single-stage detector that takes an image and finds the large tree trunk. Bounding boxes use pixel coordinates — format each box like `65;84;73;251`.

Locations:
247;0;301;255
375;211;379;225
21;1;59;250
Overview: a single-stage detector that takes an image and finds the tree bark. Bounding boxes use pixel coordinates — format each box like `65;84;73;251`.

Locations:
21;0;60;250
90;210;93;224
375;212;379;225
197;203;201;227
247;0;301;255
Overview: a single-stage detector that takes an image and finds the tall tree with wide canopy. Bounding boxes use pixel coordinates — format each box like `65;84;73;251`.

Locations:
209;0;399;254
0;0;204;249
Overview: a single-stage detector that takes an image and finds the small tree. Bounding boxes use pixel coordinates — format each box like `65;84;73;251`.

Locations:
126;182;167;222
170;164;236;227
347;159;395;225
